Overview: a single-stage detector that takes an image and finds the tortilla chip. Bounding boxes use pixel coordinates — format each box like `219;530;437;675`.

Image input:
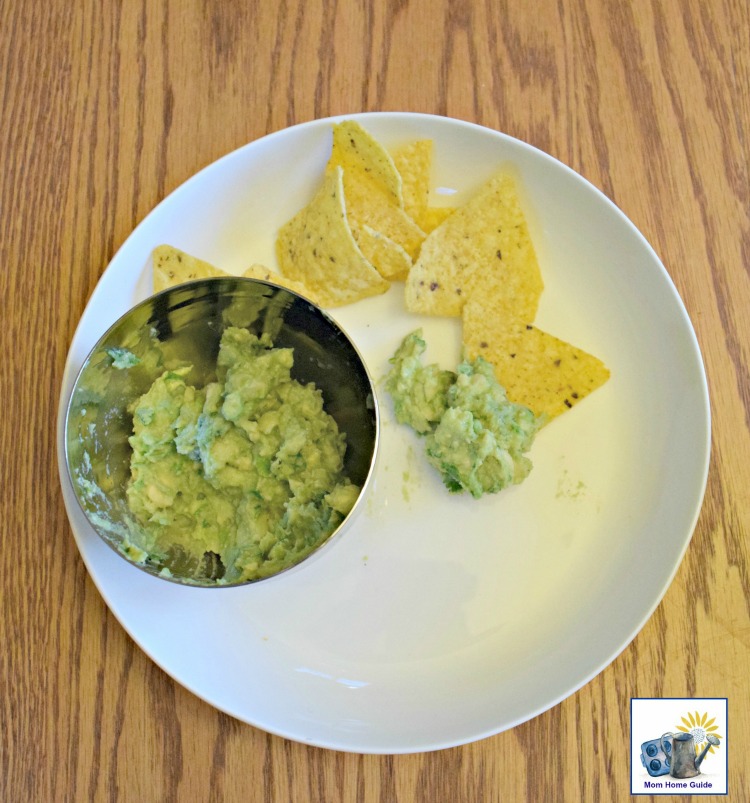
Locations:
392;139;432;227
391;140;456;234
462;300;610;419
329;121;403;206
344;172;425;261
405;172;543;319
326;123;425;260
351;224;412;281
153;249;319;305
241;263;314;299
152;245;228;291
340;167;426;260
275;166;390;307
420;205;454;233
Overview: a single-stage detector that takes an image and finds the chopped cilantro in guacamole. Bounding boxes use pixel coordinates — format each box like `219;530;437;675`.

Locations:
386;330;540;498
106;346;141;369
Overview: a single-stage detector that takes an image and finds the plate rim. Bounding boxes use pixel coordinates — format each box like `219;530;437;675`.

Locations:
56;111;711;753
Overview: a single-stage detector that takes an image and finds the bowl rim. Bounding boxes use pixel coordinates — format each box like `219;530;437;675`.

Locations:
63;275;381;588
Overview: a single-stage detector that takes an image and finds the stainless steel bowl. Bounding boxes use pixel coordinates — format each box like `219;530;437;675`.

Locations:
64;277;379;586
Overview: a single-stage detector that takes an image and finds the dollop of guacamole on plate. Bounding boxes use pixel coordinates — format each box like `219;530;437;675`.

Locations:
124;327;360;583
386;330;541;498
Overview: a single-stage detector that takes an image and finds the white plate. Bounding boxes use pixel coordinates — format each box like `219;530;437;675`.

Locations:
57;113;710;753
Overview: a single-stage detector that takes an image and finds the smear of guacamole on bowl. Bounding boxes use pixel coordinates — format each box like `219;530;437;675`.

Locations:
386;330;541;498
124;327;360;583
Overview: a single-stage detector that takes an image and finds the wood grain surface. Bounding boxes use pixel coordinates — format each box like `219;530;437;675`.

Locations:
2;1;748;800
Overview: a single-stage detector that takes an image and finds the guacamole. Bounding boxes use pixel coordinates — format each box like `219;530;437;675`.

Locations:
386;330;540;498
124;327;360;583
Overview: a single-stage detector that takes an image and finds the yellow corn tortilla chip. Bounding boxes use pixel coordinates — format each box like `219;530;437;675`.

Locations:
152;245;229;291
152;248;318;301
391;140;456;234
340;167;426;260
241;263;314;300
405;172;543;318
351;224;412;281
420;205;454;233
392;139;432;227
330;121;403;206
275;166;390;307
462;300;610;419
326;123;425;259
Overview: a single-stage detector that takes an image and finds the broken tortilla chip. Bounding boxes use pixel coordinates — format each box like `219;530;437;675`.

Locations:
391;139;455;234
275;166;390;307
420;205;454;233
405;172;543;319
334;157;426;260
351;224;412;281
153;248;318;304
329;120;403;206
152;245;229;292
241;263;314;299
462;300;610;419
392;139;432;227
325;122;425;260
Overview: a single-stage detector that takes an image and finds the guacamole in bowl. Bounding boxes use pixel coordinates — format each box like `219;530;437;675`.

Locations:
64;278;379;587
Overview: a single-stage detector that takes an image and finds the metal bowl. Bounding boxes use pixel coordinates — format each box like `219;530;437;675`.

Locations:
64;277;379;587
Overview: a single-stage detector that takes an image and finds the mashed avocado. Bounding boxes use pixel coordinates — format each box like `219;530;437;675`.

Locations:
386;330;540;498
125;327;360;583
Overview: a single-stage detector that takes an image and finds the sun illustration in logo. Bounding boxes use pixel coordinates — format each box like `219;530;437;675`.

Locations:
676;711;723;754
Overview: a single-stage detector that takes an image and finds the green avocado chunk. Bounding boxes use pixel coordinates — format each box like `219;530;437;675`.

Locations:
386;329;540;498
124;327;360;583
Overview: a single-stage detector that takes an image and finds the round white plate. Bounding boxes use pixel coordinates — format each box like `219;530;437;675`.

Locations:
57;113;710;753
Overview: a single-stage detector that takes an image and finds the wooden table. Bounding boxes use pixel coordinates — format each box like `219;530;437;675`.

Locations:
3;1;748;799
